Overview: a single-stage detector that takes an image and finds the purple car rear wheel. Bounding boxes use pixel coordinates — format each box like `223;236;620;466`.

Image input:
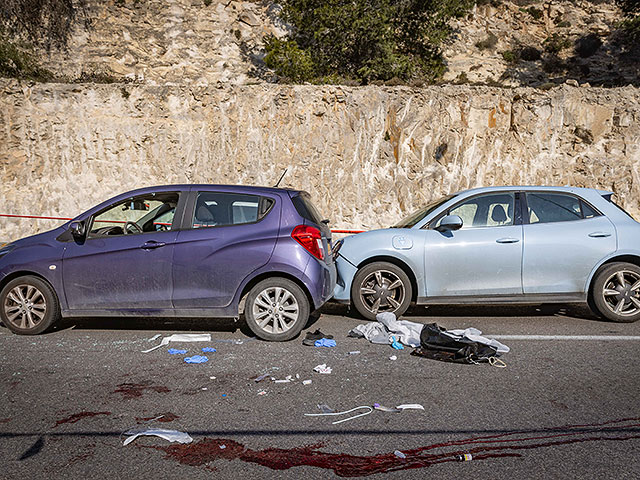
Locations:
244;277;309;341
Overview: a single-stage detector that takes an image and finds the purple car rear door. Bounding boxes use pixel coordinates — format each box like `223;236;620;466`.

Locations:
171;189;280;309
62;191;183;310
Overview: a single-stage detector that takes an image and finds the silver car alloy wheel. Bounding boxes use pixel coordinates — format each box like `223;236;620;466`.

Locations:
359;269;406;315
3;284;47;330
252;286;300;334
602;270;640;316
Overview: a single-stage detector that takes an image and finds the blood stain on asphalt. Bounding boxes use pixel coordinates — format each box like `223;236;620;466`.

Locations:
0;418;11;424
137;412;180;423
55;411;111;427
153;418;640;477
113;381;171;399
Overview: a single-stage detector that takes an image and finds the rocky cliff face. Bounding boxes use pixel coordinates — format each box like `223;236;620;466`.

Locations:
1;79;639;241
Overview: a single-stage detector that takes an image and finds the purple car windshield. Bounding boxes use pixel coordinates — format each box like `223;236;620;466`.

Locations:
392;194;454;228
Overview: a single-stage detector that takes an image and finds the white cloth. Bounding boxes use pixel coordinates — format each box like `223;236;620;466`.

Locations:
443;327;510;353
349;312;423;347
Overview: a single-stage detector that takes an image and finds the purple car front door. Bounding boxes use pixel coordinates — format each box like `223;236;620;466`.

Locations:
62;230;177;310
171;191;281;309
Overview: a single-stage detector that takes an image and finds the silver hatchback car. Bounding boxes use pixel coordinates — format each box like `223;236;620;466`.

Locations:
334;186;640;323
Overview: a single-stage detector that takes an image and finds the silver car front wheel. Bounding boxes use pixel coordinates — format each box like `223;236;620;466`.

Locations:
351;262;413;320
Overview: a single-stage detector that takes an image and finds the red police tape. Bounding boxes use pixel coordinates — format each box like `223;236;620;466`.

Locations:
0;213;365;234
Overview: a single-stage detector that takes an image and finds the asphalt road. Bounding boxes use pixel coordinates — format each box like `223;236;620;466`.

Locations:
1;303;639;479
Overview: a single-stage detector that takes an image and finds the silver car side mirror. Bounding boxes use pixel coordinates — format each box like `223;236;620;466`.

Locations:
436;215;463;232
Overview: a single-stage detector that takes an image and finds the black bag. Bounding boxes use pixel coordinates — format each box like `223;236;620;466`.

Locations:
411;323;499;364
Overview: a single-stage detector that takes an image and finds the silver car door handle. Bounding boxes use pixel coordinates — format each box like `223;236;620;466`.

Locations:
588;232;612;238
141;241;166;250
496;237;520;244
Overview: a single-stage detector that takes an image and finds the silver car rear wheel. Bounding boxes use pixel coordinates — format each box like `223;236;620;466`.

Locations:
592;262;640;323
601;270;640;316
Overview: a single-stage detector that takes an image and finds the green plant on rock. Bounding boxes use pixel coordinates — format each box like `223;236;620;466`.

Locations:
264;0;474;85
543;33;571;54
616;0;640;40
0;38;53;81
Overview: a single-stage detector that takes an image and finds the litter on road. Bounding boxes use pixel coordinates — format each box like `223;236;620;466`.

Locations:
313;364;332;374
303;329;334;346
394;450;406;459
167;349;187;355
314;338;336;347
305;405;374;424
396;404;424;411
389;355;397;361
184;355;208;364
348;351;360;355
348;312;422;347
201;347;217;353
122;428;193;446
412;323;509;364
142;334;212;353
302;380;312;385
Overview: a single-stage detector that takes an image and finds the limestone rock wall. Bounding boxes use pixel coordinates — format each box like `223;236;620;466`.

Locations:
1;79;639;241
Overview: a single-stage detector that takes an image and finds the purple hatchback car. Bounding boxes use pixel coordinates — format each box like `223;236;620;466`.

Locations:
0;185;336;341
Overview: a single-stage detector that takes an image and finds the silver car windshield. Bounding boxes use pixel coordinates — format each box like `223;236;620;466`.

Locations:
392;194;455;228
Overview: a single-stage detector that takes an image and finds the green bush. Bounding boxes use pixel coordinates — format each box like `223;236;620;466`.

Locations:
264;0;474;85
501;50;517;63
0;38;53;81
543;33;571;54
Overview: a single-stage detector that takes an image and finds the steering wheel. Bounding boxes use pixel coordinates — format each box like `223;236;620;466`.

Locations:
124;221;143;234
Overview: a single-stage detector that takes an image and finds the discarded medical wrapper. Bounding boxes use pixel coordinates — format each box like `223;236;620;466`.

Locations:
394;450;406;459
201;347;217;353
142;334;212;353
389;355;397;361
123;428;193;446
303;380;312;385
313;364;332;374
348;312;422;347
411;323;509;364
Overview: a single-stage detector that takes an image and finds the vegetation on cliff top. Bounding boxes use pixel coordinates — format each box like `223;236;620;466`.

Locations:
264;0;474;85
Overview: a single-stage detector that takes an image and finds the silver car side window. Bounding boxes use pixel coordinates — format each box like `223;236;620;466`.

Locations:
443;193;515;229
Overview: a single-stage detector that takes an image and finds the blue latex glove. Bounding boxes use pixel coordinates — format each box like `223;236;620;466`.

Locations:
314;338;337;347
202;347;217;352
390;336;404;350
168;348;187;355
184;355;209;364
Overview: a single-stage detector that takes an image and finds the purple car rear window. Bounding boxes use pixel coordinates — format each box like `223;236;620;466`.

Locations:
291;192;325;225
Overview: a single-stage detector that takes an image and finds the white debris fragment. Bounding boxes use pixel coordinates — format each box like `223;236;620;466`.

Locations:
123;429;192;446
303;380;312;385
389;355;397;361
313;364;332;374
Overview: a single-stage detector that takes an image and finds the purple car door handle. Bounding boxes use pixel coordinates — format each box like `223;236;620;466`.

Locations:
141;241;166;250
588;232;612;238
496;237;520;244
